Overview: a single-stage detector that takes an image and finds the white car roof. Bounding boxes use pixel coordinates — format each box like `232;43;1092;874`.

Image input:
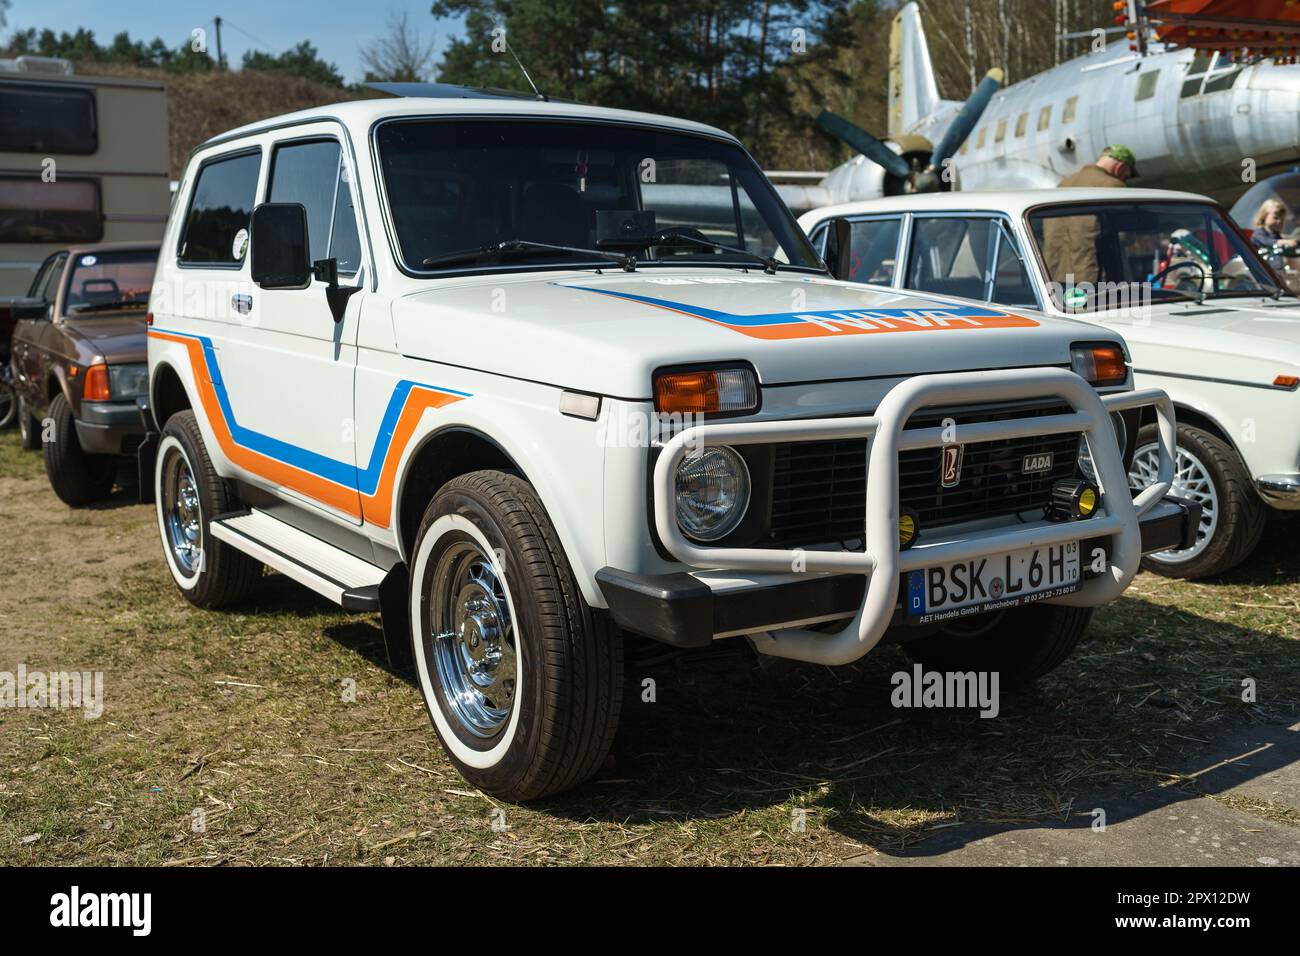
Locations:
195;90;739;156
802;187;1218;223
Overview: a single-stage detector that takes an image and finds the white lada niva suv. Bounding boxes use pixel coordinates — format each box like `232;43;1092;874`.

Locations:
139;88;1194;800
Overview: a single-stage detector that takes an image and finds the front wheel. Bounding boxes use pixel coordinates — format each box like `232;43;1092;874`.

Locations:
409;471;623;801
1128;423;1264;579
43;392;115;506
906;603;1094;689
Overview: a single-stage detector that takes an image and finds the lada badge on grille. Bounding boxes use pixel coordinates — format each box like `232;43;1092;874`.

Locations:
1022;452;1055;475
940;443;964;488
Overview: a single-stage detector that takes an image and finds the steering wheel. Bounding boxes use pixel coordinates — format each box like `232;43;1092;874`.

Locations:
1149;259;1207;291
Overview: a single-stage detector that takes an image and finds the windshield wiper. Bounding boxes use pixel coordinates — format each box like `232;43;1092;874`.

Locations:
640;229;780;275
422;239;635;271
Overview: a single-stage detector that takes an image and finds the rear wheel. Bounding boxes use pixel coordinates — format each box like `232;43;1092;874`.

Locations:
906;603;1094;689
154;410;261;607
1128;423;1264;579
409;471;623;801
43;392;115;506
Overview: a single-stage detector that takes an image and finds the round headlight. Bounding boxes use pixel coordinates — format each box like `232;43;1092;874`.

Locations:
675;445;751;541
1078;412;1128;481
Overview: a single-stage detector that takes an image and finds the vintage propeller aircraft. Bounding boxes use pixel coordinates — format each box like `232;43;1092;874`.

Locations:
774;0;1300;214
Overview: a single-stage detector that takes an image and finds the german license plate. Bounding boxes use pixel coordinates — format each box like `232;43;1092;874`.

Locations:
906;541;1080;624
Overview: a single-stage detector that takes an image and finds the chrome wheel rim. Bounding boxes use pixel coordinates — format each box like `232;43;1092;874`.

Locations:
1129;441;1218;563
429;541;517;738
161;446;202;574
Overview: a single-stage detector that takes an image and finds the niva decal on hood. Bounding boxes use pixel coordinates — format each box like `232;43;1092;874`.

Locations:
559;283;1039;340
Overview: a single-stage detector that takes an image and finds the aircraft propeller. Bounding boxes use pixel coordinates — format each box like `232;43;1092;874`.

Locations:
816;67;1003;194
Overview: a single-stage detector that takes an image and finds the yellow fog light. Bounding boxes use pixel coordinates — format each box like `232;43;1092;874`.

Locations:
898;508;919;549
1049;479;1100;522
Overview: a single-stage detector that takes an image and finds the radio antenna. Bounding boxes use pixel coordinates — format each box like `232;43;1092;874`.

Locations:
501;32;547;102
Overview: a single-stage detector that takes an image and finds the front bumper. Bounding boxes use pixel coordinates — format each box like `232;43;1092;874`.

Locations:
74;400;145;455
598;496;1199;648
1256;474;1300;510
628;367;1177;665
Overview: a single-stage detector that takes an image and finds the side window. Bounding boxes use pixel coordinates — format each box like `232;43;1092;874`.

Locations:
179;151;261;265
268;139;362;276
27;252;65;301
991;225;1037;306
846;217;902;285
906;217;993;301
37;253;68;302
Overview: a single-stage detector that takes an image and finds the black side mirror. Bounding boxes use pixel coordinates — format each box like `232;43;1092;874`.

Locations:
251;203;311;289
311;257;361;324
11;297;51;321
823;217;853;281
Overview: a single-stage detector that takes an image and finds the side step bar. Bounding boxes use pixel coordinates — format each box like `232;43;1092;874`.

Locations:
209;509;386;611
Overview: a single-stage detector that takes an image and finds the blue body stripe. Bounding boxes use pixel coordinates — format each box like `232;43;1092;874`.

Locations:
560;284;1008;327
156;328;471;494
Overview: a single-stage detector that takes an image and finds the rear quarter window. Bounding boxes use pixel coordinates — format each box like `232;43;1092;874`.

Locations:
178;150;262;266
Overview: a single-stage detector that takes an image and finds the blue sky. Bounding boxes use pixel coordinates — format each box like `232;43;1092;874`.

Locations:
2;0;464;83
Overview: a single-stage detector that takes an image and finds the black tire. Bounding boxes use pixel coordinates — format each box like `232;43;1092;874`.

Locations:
43;392;115;506
17;394;40;450
906;603;1094;690
0;381;15;430
1131;423;1265;579
409;470;623;801
154;410;261;608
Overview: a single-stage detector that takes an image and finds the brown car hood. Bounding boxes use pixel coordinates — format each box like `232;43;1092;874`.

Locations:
61;312;148;364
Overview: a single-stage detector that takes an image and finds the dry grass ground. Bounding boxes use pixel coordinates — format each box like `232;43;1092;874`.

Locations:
0;426;1296;865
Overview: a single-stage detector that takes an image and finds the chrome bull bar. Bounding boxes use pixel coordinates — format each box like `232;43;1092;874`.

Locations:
652;367;1175;666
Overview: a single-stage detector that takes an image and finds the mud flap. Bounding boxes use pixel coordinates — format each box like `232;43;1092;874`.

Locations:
378;562;413;671
136;433;158;504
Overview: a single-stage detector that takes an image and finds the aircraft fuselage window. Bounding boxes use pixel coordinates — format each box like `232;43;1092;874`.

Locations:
1136;70;1159;101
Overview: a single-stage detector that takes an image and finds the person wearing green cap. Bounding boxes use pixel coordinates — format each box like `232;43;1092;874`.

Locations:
1044;146;1138;298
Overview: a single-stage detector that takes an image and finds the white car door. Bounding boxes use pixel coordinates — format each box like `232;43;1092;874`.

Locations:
190;126;367;525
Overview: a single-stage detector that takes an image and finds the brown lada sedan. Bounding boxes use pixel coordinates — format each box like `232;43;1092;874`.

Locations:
10;243;157;505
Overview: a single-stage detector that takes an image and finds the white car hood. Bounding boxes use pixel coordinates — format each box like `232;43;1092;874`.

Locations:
1094;296;1300;382
393;270;1102;398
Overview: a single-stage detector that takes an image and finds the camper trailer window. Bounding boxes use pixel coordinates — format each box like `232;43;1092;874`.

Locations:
0;82;97;155
0;176;102;243
178;151;262;265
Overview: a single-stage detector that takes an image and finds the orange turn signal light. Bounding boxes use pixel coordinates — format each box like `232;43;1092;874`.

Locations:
1071;344;1128;387
83;363;111;401
654;367;757;416
1274;374;1299;390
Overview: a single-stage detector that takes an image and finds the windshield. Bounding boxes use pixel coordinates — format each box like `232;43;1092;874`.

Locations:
1027;201;1281;311
64;249;156;314
375;118;822;274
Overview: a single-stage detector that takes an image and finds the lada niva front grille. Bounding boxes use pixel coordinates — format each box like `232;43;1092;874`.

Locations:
766;401;1080;547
